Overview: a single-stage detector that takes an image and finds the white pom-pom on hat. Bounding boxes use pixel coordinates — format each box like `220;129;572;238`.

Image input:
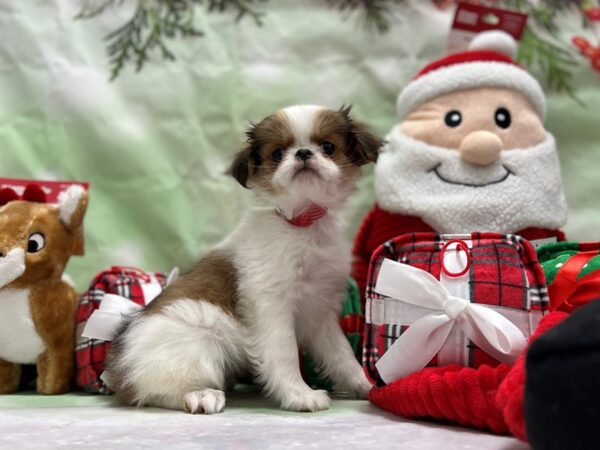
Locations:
468;30;518;59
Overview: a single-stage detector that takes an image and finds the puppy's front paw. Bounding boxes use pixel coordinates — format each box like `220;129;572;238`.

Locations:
336;374;373;399
281;388;331;412
184;389;226;414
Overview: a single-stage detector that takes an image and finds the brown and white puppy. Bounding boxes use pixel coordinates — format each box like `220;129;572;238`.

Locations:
106;105;382;414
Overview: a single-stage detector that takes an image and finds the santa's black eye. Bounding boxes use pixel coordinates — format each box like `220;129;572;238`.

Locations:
321;141;335;156
444;110;462;128
27;233;45;253
271;149;283;162
494;107;511;129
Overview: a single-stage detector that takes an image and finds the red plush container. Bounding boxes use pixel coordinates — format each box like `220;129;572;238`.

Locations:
363;232;551;433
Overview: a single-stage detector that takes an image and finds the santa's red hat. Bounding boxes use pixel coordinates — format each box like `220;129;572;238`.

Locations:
396;30;546;121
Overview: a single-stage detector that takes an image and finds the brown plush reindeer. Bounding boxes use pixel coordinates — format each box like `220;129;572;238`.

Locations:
0;184;88;394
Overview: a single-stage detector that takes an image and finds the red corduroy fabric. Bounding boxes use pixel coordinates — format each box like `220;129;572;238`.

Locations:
496;311;569;441
351;205;566;300
368;312;570;436
369;364;512;434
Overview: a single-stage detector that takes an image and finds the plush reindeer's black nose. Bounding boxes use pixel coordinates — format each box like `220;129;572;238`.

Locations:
295;148;313;161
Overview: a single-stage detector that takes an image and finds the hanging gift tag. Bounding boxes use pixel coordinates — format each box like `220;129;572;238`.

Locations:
448;1;528;54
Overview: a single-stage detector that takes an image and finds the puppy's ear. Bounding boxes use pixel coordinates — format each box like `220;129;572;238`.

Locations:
229;123;263;188
228;145;255;189
341;105;383;165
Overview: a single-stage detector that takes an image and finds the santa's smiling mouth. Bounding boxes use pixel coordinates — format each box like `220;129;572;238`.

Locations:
429;163;514;188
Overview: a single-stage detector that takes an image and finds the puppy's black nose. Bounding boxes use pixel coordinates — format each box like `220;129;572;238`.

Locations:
295;149;313;161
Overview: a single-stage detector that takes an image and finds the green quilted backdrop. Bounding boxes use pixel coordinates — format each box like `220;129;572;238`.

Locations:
1;1;599;289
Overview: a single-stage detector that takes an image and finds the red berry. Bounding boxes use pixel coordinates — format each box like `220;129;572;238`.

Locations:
584;46;600;59
585;8;600;22
572;36;591;52
592;56;600;72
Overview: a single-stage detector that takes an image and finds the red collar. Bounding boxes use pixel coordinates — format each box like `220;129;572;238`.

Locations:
276;203;328;228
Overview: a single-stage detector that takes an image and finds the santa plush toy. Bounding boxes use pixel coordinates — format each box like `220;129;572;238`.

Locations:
352;30;568;297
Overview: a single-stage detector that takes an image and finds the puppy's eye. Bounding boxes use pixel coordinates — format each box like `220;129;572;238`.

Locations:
271;149;284;162
27;233;45;253
321;141;335;156
494;107;511;129
444;110;462;128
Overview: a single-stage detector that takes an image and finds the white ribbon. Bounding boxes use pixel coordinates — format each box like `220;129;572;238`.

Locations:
373;258;527;384
81;294;143;341
81;268;179;342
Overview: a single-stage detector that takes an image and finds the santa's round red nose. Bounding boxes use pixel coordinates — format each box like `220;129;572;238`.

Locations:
459;131;502;166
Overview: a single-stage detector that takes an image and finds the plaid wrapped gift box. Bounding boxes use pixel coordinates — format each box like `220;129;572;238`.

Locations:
538;241;600;312
363;232;549;385
75;267;168;393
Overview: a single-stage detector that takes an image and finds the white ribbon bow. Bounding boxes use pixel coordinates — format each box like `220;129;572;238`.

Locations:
374;258;527;384
82;294;143;341
81;268;179;342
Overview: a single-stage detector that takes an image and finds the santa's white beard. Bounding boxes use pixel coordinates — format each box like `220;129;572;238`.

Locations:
375;126;568;234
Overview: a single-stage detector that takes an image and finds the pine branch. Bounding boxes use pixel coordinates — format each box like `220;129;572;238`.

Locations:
79;0;591;94
79;0;263;80
499;1;585;100
326;0;407;32
517;27;583;103
77;0;121;19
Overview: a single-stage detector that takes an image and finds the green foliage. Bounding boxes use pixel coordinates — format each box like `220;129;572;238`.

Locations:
518;28;581;101
79;0;263;80
501;0;584;98
326;0;407;32
80;0;590;96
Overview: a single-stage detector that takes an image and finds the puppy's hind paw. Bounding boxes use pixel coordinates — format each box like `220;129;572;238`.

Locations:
184;389;226;414
281;389;331;412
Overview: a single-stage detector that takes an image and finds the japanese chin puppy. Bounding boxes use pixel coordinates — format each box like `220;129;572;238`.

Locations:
106;105;382;414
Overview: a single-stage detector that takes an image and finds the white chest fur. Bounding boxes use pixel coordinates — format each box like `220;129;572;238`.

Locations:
228;210;350;324
0;288;45;364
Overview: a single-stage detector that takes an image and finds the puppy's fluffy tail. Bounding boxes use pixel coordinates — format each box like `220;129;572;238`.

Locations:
105;299;245;409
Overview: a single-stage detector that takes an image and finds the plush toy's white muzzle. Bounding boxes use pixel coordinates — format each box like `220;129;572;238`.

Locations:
0;248;26;289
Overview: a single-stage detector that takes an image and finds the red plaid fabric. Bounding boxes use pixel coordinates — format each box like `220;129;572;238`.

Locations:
362;232;549;385
75;267;167;393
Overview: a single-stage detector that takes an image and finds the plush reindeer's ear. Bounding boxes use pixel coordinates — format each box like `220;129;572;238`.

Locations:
341;106;384;166
0;188;19;206
58;185;89;231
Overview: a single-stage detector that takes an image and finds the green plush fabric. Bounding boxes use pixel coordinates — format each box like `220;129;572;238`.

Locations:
0;1;598;292
538;242;600;285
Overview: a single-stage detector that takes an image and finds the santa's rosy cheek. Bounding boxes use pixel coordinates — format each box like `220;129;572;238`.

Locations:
400;119;465;150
